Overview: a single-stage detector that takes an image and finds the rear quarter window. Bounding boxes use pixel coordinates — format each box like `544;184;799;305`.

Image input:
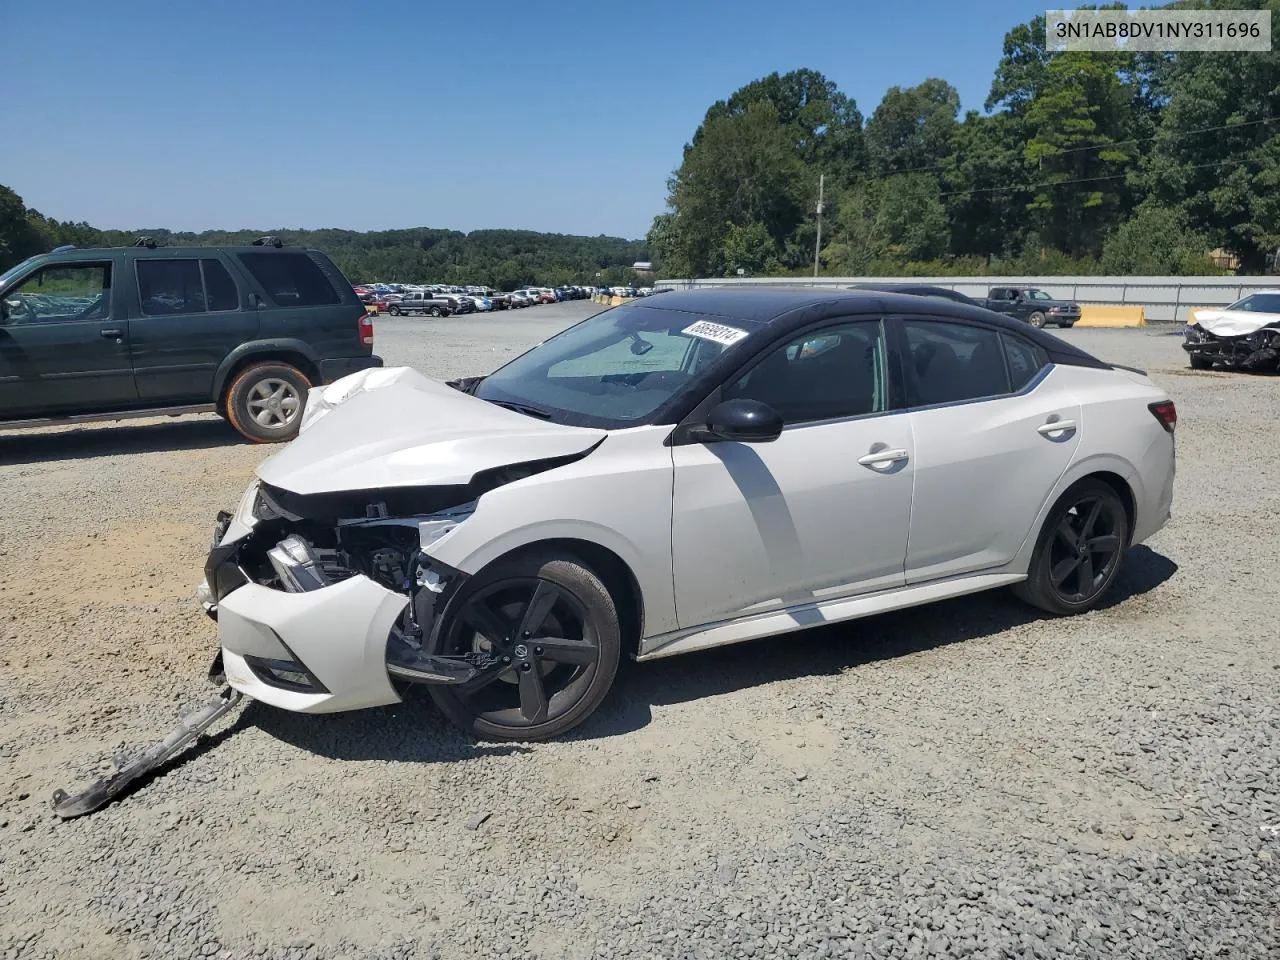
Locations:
1002;333;1049;390
236;252;342;307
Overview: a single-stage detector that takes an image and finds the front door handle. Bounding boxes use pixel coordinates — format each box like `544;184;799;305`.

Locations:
857;448;910;468
1037;419;1076;437
100;328;124;343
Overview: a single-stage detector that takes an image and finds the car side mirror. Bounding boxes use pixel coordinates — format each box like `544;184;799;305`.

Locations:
693;399;783;444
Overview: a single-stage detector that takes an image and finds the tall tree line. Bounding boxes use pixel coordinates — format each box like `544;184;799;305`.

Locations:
649;1;1280;278
0;193;651;289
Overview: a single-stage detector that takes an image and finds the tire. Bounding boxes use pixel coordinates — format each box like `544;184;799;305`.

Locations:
426;550;622;742
1012;478;1130;616
428;306;442;318
1028;311;1046;328
388;305;402;317
223;361;311;444
1189;355;1212;370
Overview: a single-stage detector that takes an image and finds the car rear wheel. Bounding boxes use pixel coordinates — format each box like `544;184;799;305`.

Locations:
1028;311;1046;328
223;361;310;444
426;551;621;742
428;306;442;317
388;305;402;316
1013;479;1129;616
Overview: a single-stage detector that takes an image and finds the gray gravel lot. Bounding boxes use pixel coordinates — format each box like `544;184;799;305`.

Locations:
1;303;1277;959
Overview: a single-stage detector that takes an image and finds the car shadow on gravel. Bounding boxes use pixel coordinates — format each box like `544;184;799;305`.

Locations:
247;696;533;763
0;418;244;464
571;545;1178;741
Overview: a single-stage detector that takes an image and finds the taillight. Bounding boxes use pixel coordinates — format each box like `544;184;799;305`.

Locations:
359;312;374;347
1148;400;1177;433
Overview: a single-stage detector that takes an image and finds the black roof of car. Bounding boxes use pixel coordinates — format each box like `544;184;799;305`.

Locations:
628;286;1109;369
847;282;980;305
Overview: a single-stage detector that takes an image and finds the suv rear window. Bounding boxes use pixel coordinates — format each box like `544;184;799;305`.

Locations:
236;252;341;307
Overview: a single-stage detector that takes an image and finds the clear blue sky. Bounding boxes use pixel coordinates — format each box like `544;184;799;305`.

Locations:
5;0;1046;241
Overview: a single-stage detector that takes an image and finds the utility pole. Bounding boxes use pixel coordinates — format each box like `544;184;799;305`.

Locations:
813;173;825;278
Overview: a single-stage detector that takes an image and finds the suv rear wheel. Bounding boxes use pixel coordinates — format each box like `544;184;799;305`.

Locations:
224;361;310;443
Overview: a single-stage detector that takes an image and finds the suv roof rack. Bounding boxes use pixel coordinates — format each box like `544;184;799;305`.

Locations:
252;236;284;248
134;237;159;249
50;244;77;254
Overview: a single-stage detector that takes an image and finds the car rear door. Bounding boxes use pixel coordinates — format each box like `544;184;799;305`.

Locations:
0;256;137;417
129;255;260;403
897;317;1081;583
670;317;914;629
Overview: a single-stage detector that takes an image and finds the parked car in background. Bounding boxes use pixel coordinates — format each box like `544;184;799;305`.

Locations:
386;291;457;317
440;294;476;315
0;242;381;443
849;283;984;307
1183;292;1280;370
979;287;1080;328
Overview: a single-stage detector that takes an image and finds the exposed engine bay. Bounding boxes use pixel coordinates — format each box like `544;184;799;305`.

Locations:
1184;312;1280;371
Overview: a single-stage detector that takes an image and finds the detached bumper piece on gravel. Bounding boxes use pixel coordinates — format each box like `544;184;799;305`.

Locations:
51;687;243;819
1183;325;1280;370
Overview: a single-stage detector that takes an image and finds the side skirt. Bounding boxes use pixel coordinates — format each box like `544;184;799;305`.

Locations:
636;572;1025;661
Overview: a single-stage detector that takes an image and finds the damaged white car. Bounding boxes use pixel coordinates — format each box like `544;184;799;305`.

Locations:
53;289;1180;815
194;288;1176;744
1184;292;1280;370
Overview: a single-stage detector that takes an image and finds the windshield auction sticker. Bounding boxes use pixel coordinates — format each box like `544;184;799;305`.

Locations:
683;320;749;346
1046;9;1270;51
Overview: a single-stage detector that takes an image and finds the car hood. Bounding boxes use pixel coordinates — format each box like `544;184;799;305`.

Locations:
1193;309;1280;337
256;367;606;495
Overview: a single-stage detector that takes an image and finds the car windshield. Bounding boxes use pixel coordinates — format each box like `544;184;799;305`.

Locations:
475;304;757;427
1028;289;1053;300
1226;293;1280;313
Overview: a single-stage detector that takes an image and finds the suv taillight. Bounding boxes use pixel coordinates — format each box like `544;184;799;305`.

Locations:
1149;400;1177;433
359;312;374;347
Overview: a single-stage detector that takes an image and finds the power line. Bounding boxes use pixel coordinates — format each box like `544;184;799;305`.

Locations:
871;115;1279;180
935;155;1258;200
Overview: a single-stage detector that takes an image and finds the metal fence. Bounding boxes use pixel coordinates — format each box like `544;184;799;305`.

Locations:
654;275;1280;324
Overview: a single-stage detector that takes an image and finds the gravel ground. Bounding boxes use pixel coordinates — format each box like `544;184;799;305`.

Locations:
1;304;1277;960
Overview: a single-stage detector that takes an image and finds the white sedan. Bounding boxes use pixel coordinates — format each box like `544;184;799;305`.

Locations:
202;289;1176;741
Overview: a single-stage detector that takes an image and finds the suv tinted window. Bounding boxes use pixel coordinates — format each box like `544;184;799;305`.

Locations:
202;258;239;311
723;321;887;424
137;259;206;315
904;320;1010;405
4;263;111;323
237;252;341;306
1002;333;1049;391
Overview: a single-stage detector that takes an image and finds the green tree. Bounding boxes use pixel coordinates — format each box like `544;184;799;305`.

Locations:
1100;203;1218;274
865;79;960;176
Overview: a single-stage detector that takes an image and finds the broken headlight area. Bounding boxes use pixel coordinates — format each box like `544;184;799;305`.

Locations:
204;483;493;688
1183;326;1280;369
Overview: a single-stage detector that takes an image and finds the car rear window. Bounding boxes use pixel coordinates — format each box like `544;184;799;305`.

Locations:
236;252;342;307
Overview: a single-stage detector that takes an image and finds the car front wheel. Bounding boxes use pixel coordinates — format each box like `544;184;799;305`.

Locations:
426;551;621;741
223;361;310;443
1013;478;1129;616
1028;311;1046;328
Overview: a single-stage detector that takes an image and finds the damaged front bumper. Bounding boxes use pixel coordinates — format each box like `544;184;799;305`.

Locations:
1183;325;1280;370
199;486;488;714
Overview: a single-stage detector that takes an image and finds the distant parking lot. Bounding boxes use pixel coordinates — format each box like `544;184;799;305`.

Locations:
1;308;1277;960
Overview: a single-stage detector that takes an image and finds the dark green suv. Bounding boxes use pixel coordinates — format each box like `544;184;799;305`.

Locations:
0;242;382;442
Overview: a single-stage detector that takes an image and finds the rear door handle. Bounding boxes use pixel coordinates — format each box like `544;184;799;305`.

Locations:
1037;419;1076;437
857;448;910;468
100;328;124;342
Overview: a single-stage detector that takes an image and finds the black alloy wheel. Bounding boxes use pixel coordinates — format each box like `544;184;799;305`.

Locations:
427;553;620;741
1014;479;1130;615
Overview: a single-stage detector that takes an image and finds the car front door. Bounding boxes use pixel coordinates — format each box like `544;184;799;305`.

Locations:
897;317;1081;583
670;318;914;630
0;258;137;417
129;256;260;403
